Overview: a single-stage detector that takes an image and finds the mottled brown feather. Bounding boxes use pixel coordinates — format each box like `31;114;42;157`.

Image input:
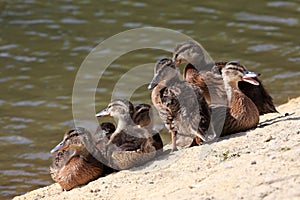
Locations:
96;99;163;170
149;58;215;150
50;128;105;191
174;41;277;115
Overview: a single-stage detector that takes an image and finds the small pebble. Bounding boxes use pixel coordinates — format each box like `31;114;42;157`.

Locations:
90;189;100;193
189;183;203;189
251;160;256;165
264;135;273;142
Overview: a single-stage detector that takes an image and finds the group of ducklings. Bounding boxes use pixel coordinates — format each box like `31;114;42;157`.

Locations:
50;100;163;190
50;40;277;190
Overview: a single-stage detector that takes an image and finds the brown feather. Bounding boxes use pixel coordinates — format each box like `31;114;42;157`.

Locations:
174;41;277;115
220;64;260;136
149;58;215;150
50;128;105;191
96;99;163;170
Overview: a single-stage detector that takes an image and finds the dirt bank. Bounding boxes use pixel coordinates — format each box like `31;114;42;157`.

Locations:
14;97;300;200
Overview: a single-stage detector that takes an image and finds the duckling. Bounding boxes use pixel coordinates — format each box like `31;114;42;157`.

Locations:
50;127;105;191
220;62;260;135
96;99;162;169
96;104;163;154
133;103;154;129
96;99;146;151
148;58;215;152
173;41;277;115
133;103;163;153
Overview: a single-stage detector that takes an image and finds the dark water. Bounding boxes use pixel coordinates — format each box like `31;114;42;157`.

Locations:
0;0;299;199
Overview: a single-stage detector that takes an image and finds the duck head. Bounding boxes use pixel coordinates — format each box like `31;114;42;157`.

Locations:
50;127;91;157
222;61;261;87
173;41;203;65
172;40;214;71
96;99;135;129
148;58;179;90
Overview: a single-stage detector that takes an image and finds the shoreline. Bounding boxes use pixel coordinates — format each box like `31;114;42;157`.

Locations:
14;97;300;200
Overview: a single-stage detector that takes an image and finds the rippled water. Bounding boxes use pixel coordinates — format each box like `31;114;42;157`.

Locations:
1;1;299;199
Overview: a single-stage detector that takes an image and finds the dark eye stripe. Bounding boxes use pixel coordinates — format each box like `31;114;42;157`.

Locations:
176;46;189;54
66;130;80;140
109;103;121;108
159;58;171;64
174;42;194;54
226;66;244;74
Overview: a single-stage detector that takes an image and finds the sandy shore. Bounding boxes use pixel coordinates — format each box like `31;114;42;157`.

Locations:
14;97;300;200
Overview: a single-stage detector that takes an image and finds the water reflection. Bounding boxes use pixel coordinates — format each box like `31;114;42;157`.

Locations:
236;12;298;25
0;0;299;199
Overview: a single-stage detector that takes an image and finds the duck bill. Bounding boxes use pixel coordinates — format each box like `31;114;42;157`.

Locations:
50;141;67;153
171;56;177;63
148;75;159;90
172;55;182;65
95;108;110;117
242;70;260;85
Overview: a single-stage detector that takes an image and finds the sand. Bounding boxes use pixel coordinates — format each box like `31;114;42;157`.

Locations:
13;97;300;200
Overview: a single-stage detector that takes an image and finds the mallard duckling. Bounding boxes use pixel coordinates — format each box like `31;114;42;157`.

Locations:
50;127;105;191
173;41;277;115
133;103;154;129
148;58;215;152
96;99;162;169
220;62;260;135
133;103;163;152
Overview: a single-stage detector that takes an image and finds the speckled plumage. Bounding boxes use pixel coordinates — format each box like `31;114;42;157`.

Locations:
50;127;105;191
148;58;215;151
96;99;163;169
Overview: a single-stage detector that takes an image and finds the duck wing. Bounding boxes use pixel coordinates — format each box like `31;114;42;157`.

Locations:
238;79;277;115
162;82;212;142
